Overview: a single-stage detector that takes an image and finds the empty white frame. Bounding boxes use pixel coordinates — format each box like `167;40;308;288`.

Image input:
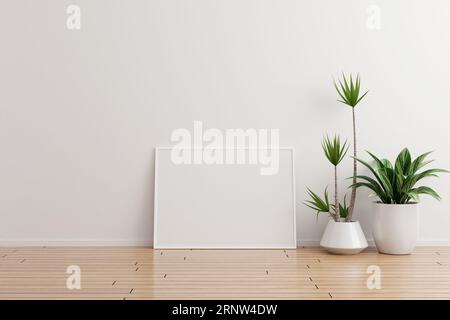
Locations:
153;147;296;249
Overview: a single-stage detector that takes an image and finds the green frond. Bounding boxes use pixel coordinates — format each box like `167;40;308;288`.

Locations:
333;73;368;108
353;149;448;204
322;135;349;166
304;187;330;214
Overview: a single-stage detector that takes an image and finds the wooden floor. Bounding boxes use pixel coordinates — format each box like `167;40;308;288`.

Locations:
1;246;450;300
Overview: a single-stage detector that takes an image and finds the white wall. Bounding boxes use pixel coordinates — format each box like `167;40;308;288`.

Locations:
1;0;449;246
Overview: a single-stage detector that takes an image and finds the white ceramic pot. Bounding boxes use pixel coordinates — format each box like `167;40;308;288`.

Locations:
372;202;419;255
320;220;368;255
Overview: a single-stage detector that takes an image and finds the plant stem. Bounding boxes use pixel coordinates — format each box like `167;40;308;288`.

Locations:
347;107;357;222
334;165;340;221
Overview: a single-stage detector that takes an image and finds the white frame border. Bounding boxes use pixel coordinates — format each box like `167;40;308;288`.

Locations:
153;146;297;249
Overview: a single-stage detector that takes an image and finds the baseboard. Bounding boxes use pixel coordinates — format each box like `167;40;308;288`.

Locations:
0;240;152;246
1;239;450;247
297;239;450;247
414;240;450;246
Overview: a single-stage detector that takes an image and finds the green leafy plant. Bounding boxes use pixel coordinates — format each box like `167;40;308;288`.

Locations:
353;148;448;204
337;195;349;219
334;73;368;221
305;188;332;220
322;135;348;166
304;135;348;221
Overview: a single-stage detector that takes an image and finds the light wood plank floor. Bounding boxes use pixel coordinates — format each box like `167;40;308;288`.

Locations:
1;246;450;300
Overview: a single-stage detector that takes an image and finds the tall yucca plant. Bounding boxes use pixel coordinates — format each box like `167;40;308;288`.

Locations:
353;148;448;204
334;73;368;221
305;135;349;221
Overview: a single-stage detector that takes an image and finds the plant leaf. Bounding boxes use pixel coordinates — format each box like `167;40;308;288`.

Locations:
353;149;447;204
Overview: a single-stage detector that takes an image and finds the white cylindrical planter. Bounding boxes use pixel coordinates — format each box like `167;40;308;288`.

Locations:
320;220;368;255
372;203;419;255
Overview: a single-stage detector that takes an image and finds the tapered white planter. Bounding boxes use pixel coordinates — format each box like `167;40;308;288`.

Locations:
373;203;419;255
320;220;368;255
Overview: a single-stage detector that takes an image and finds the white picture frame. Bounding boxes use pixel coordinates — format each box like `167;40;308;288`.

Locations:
153;146;297;249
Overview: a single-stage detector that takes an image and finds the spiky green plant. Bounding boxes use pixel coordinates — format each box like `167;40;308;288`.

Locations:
334;73;369;221
352;148;448;204
304;188;332;220
305;135;348;221
334;74;369;108
322;135;349;166
336;195;349;219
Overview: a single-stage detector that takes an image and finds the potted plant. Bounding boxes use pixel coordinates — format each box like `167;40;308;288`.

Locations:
304;74;369;254
304;135;368;254
353;148;448;254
